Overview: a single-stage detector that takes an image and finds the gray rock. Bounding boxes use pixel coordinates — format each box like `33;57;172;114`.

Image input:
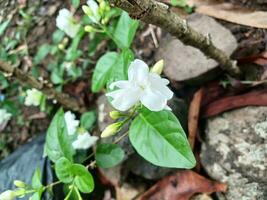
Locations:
156;13;237;82
201;106;267;200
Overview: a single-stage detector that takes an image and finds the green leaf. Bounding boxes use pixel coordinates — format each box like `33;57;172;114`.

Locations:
96;143;124;168
32;168;43;189
129;108;196;168
113;11;139;49
31;168;44;200
72;164;94;193
45;109;75;162
91;52;118;92
0;20;10;36
71;0;80;8
109;49;134;82
65;30;84;61
80;111;96;130
34;44;51;64
170;0;187;7
30;192;42;200
55;157;74;183
52;30;65;44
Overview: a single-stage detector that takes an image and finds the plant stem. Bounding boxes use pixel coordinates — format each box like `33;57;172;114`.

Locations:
44;181;61;189
0;60;87;113
108;0;241;77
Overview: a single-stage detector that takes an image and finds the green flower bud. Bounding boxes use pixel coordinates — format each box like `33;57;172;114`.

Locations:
58;43;65;50
101;17;109;25
151;59;164;75
0;190;16;200
101;122;122;138
99;1;106;10
84;25;95;32
109;111;122;120
82;5;93;16
14;180;26;188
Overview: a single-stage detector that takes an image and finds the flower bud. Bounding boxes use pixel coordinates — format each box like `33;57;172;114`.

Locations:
99;1;106;10
151;59;164;75
82;5;93;16
109;111;121;120
0;190;16;200
58;43;65;50
101;17;109;25
101;122;122;138
14;180;26;188
84;25;95;33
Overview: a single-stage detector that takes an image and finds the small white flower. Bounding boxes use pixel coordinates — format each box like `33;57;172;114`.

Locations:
0;109;12;125
24;89;43;106
72;131;98;149
106;59;173;112
56;9;80;38
86;0;101;23
0;190;16;200
64;111;79;135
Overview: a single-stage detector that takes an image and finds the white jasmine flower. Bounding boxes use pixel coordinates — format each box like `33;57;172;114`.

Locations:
0;190;16;200
56;9;80;38
86;0;101;23
106;59;173;112
72;131;98;149
64;111;79;135
0;109;12;125
24;89;43;106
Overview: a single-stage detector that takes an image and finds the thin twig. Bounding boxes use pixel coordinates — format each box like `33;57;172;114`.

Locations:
0;60;86;113
109;0;241;77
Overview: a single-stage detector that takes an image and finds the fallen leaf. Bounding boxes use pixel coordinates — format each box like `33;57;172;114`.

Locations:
138;170;227;200
238;51;267;66
202;89;267;117
188;0;267;29
188;88;203;149
201;82;227;107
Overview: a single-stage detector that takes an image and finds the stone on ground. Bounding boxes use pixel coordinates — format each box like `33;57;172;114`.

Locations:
201;106;267;200
156;13;237;82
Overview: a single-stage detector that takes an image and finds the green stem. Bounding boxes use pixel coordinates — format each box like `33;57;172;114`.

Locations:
44;181;61;189
64;185;74;200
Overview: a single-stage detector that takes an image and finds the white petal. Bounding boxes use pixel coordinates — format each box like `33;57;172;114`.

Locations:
72;132;98;149
140;88;167;111
87;0;100;23
0;109;12;125
109;80;131;90
56;9;72;30
56;8;80;38
148;74;173;100
128;59;149;83
67;24;80;38
106;87;140;111
64;111;79;135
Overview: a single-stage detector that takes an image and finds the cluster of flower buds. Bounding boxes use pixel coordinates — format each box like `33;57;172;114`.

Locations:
82;0;111;33
0;180;28;200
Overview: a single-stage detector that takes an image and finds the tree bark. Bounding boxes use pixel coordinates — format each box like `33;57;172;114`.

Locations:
109;0;241;77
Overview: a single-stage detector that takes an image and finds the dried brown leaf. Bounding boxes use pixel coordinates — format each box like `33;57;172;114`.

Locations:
138;170;227;200
188;0;267;29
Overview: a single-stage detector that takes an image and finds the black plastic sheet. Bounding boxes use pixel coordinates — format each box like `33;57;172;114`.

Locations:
0;134;62;200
